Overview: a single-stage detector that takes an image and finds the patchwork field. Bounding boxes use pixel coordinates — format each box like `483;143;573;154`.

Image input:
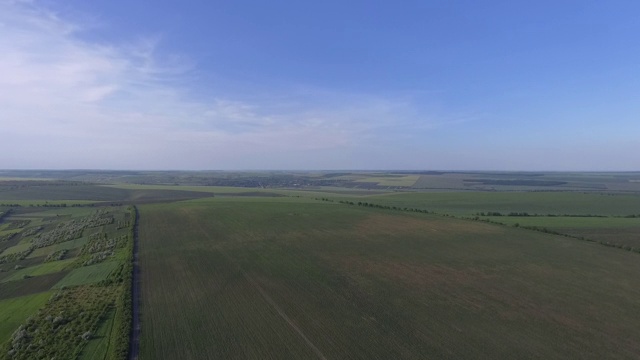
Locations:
2;172;640;359
0;292;51;341
0;181;213;203
139;197;640;359
354;174;420;187
0;205;135;360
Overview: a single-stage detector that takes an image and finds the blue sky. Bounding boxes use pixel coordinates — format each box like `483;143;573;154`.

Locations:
1;0;639;170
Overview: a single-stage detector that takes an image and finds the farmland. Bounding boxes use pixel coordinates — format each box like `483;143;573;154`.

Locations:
1;171;639;359
0;204;135;360
0;292;51;342
138;196;640;359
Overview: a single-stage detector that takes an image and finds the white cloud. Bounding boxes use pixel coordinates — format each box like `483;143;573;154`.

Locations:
0;1;448;170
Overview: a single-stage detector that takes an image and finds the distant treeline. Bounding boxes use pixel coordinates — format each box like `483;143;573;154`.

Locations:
476;212;640;218
316;197;432;214
0;203;97;208
340;200;432;213
0;180;86;188
465;179;568;187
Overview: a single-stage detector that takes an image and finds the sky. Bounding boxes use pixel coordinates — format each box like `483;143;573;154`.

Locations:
1;0;639;170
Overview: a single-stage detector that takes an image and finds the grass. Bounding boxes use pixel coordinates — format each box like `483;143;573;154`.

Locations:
139;197;640;359
53;261;121;288
0;286;117;360
5;207;95;229
481;216;640;248
1;258;75;283
0;241;32;256
0;292;51;343
78;308;117;360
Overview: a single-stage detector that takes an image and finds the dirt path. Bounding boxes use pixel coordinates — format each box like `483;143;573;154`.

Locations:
129;207;141;360
243;271;328;360
192;219;327;360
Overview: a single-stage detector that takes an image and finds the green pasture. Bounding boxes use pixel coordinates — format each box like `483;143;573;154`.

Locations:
0;228;19;238
1;258;75;283
0;292;51;343
0;241;32;256
53;261;121;288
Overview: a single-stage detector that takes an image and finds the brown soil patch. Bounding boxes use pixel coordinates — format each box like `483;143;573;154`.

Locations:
0;271;69;300
339;256;492;290
353;214;501;237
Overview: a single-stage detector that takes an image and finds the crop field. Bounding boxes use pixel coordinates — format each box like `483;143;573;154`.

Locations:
0;292;51;342
0;205;135;360
0;180;213;203
410;172;640;192
53;261;122;288
354;174;420;187
479;216;640;249
139;197;640;359
358;191;640;216
1;171;640;359
0;241;31;256
1;258;75;283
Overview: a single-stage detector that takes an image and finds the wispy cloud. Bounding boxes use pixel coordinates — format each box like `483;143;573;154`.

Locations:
0;1;457;169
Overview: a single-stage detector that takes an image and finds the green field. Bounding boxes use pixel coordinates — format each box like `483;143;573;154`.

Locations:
0;241;31;256
79;308;117;360
53;261;121;288
2;171;640;360
359;191;640;216
0;204;135;360
480;216;640;248
0;182;213;203
354;175;420;187
139;197;640;359
1;258;75;283
0;292;51;343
